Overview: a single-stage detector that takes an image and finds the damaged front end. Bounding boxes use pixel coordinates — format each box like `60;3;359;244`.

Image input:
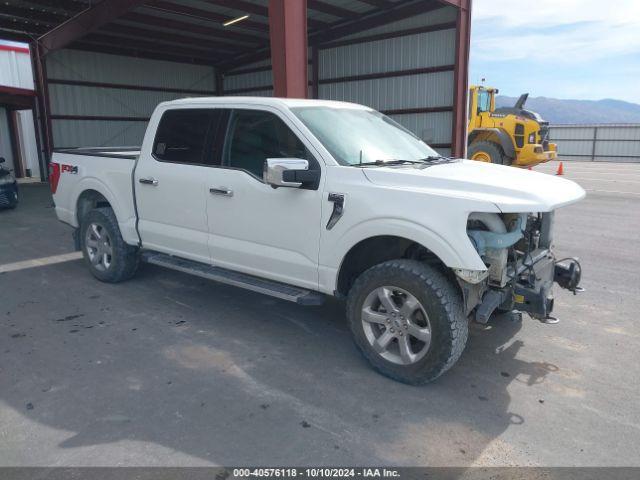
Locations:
457;211;582;324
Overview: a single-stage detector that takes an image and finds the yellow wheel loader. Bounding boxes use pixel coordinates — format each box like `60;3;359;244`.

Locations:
467;86;557;167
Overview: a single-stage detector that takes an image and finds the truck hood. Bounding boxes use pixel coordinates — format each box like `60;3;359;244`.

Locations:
362;159;585;212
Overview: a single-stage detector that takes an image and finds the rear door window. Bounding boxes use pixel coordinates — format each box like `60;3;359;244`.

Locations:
153;109;227;165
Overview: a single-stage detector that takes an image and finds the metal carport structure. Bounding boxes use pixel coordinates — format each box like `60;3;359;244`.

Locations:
0;0;471;175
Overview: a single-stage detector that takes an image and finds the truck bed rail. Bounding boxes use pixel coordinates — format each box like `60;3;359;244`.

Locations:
53;147;140;160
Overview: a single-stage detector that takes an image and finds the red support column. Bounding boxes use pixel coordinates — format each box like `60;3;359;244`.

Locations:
451;0;471;158
30;42;53;163
268;0;308;98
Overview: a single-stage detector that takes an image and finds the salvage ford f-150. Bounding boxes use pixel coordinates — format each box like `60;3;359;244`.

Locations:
50;97;585;384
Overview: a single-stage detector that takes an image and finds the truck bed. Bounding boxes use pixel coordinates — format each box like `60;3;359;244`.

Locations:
50;147;140;245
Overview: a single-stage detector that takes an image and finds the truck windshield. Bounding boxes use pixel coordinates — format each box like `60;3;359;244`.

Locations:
291;106;439;166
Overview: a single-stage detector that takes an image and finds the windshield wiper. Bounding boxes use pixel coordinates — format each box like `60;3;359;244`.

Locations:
417;155;454;163
356;159;425;167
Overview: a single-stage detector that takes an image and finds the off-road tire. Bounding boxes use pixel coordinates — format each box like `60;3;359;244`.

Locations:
468;140;511;165
346;259;468;384
80;207;139;283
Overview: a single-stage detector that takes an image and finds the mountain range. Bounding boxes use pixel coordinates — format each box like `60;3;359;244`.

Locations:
495;96;640;124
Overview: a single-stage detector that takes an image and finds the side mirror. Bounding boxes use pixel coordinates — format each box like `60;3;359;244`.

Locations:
0;157;5;164
264;158;310;188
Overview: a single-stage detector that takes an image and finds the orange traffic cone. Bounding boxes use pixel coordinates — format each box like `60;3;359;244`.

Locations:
556;162;564;176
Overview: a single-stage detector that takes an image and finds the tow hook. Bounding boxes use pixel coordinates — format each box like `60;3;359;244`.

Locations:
554;257;583;295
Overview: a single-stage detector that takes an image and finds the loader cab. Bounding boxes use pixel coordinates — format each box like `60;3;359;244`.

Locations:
466;85;558;167
468;86;497;131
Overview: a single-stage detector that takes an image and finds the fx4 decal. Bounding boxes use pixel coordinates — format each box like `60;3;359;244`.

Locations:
61;164;78;174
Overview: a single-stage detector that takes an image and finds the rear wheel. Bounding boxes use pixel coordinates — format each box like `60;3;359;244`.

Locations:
468;141;511;165
346;260;468;384
80;207;139;283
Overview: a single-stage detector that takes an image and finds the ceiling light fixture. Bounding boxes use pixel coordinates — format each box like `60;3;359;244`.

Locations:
223;14;249;27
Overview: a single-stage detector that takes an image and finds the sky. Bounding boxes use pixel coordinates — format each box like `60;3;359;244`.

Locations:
469;0;640;104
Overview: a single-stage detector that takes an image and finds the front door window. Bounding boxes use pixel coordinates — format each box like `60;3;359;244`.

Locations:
225;110;311;179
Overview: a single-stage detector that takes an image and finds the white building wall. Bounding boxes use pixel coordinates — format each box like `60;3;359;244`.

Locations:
0;45;34;90
0;45;40;178
16;110;41;177
0;107;15;172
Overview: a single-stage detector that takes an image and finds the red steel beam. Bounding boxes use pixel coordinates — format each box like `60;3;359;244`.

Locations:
38;0;147;54
30;41;53;158
0;85;36;96
450;0;471;158
268;0;308;98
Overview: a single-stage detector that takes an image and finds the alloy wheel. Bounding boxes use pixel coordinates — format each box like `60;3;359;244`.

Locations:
361;286;431;365
85;222;113;272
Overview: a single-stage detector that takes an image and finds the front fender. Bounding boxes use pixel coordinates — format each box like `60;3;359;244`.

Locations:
318;217;487;294
469;128;516;159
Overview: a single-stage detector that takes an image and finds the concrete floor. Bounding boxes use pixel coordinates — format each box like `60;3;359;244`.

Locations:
1;161;639;467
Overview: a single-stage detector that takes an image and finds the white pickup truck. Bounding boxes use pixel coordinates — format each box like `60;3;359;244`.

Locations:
50;97;585;384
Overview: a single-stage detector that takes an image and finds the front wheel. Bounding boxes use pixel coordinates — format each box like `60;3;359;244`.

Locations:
80;207;139;283
468;140;511;165
346;260;468;384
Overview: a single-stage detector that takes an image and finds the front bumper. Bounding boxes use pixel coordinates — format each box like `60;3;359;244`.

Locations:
0;182;18;207
514;143;557;167
511;249;557;319
476;250;582;322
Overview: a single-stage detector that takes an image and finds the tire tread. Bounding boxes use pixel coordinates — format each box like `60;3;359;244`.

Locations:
346;259;468;384
80;207;139;283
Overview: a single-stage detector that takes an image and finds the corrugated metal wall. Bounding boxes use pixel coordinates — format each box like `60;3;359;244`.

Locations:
45;49;216;148
0;107;15;171
550;124;640;163
0;47;34;90
15;110;40;177
222;6;457;155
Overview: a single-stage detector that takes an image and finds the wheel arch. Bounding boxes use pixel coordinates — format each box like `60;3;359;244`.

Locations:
71;178;123;228
332;216;476;298
468;128;516;159
76;189;112;226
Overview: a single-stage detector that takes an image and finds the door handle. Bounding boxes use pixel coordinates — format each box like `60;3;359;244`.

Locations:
139;177;158;186
210;187;233;197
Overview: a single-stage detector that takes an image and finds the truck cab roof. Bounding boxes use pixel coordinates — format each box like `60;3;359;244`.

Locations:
160;96;371;111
